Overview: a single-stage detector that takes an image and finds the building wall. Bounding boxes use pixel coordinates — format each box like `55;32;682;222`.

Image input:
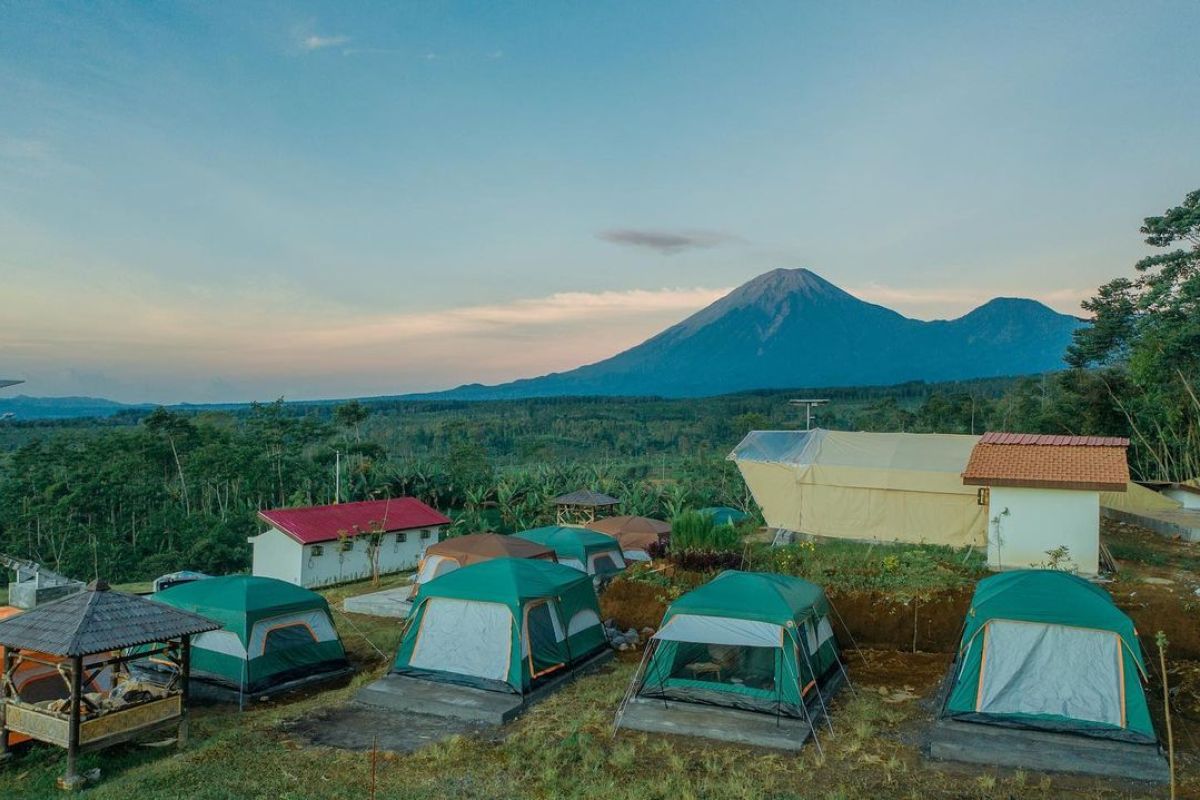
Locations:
249;527;304;585
253;526;445;588
1163;487;1200;511
987;487;1099;575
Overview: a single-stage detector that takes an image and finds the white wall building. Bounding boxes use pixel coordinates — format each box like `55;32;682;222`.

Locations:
251;498;451;589
1162;483;1200;511
962;433;1131;576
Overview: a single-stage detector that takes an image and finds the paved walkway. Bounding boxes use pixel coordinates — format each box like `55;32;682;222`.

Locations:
342;584;415;617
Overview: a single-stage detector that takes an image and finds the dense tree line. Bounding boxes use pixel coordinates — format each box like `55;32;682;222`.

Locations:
1;191;1194;583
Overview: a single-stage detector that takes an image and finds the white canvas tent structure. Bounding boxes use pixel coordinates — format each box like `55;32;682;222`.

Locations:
729;429;987;547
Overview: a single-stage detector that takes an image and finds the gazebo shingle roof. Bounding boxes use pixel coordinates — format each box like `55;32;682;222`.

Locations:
0;584;220;657
553;490;620;507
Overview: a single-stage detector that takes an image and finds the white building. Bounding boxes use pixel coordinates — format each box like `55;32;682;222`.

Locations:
1161;482;1200;511
962;433;1131;576
251;498;451;589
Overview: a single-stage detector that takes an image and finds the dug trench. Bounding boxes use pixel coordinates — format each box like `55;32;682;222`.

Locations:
602;575;1200;660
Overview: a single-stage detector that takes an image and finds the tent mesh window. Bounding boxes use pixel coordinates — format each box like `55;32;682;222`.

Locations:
662;643;778;691
526;602;564;677
263;623;319;653
591;554;621;574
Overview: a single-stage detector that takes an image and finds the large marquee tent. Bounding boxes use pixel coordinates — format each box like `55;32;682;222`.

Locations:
730;429;988;546
391;558;608;694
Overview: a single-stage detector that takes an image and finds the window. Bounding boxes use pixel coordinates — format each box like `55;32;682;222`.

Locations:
340;539;354;552
420;529;431;540
310;545;324;557
263;623;319;653
397;532;408;543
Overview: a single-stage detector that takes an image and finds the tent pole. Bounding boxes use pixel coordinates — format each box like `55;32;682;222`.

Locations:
787;635;822;756
614;640;656;738
798;635;835;735
828;601;869;667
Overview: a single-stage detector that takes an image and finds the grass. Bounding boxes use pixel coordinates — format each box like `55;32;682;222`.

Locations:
0;554;1194;798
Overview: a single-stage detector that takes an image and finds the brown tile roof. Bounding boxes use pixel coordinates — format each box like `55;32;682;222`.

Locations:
962;432;1130;491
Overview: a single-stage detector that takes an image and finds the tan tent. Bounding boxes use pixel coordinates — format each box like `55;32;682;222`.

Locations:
414;533;557;589
586;516;670;561
1100;481;1182;514
730;429;987;547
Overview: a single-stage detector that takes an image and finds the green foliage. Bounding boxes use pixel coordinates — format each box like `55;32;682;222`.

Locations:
670;509;739;551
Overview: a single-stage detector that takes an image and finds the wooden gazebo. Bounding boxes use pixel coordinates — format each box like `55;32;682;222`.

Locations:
553;489;620;525
0;580;218;790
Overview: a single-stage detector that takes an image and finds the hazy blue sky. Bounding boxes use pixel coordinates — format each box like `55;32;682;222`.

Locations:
1;1;1197;403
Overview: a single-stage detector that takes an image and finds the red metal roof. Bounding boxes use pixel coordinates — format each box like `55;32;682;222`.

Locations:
978;432;1130;447
258;499;451;545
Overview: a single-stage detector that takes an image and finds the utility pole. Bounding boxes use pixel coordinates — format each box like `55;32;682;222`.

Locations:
789;398;829;431
335;450;341;504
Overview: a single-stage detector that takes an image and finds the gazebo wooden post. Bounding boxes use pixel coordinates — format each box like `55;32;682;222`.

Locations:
0;646;12;762
178;635;191;749
61;654;84;791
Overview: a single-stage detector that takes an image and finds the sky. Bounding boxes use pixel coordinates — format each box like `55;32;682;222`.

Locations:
1;1;1197;404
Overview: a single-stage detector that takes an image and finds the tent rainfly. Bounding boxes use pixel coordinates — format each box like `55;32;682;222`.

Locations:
391;558;607;694
930;570;1168;781
514;526;627;576
941;570;1154;740
414;533;557;590
617;571;847;750
141;575;351;701
730;429;988;547
698;506;750;527
585;516;671;561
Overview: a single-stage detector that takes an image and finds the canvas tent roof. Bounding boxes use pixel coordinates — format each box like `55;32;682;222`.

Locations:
663;571;828;627
423;533;556;566
697;507;750;526
729;429;987;546
514;526;622;565
152;575;330;643
0;582;219;657
586;516;669;554
413;557;594;607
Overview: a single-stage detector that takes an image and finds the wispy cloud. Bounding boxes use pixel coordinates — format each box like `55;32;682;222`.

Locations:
597;228;741;255
300;33;350;51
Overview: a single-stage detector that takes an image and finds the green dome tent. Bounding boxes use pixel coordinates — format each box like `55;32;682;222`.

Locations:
145;575;351;699
629;571;843;720
942;570;1155;743
514;526;626;576
392;558;607;694
697;506;750;527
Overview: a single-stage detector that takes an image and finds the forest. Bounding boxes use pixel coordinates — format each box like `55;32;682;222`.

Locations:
0;189;1195;584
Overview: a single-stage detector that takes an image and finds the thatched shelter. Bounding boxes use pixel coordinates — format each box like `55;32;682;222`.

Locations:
0;581;218;790
552;490;619;525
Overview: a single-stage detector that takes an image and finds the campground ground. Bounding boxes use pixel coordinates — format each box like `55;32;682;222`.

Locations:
0;523;1197;799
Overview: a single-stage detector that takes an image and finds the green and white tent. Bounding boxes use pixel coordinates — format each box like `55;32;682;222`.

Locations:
631;571;843;718
514;526;626;576
392;558;607;694
147;575;351;697
942;570;1155;743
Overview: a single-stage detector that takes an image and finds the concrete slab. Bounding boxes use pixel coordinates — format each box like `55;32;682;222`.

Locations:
342;584;415;618
1103;506;1200;543
355;648;614;725
928;717;1169;783
617;671;844;752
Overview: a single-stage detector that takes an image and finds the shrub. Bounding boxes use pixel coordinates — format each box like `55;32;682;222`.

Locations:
671;510;739;551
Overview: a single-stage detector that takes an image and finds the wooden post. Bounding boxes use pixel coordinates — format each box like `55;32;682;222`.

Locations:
0;647;12;763
178;636;191;749
60;655;83;791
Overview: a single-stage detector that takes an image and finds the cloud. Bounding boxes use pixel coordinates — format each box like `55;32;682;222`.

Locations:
300;33;350;51
597;228;741;255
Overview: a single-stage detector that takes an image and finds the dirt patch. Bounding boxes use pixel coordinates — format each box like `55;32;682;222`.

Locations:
1112;582;1200;662
283;702;498;753
829;589;971;654
600;578;669;631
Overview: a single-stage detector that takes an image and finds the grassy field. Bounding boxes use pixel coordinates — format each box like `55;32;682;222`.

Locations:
0;537;1196;799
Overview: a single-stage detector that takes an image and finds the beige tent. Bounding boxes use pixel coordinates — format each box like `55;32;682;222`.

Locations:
1100;481;1182;514
729;429;987;547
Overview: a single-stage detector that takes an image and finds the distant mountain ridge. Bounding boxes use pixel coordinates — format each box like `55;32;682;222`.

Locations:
415;268;1085;400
